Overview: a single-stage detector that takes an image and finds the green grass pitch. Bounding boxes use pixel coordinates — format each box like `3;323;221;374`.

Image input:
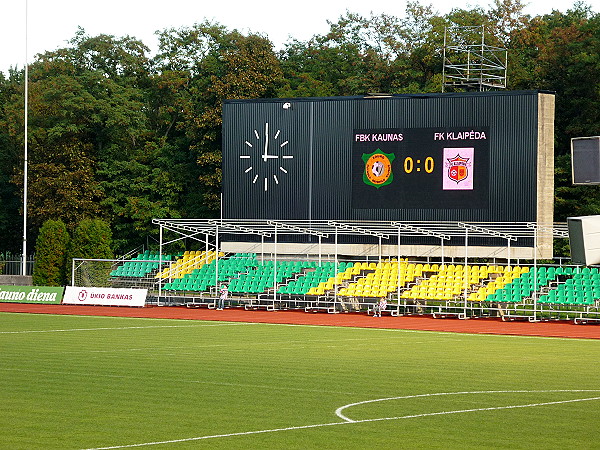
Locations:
1;312;599;449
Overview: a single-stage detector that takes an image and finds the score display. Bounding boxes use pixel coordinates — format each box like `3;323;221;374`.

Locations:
351;127;490;210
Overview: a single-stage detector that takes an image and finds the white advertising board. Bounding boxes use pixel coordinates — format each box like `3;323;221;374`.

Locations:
63;286;147;307
568;215;600;265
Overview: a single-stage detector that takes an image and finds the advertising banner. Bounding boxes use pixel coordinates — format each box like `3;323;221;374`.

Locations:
63;286;147;307
0;286;64;304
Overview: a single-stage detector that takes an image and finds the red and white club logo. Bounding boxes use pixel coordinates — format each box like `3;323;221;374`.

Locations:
78;289;88;302
443;148;474;191
447;155;469;183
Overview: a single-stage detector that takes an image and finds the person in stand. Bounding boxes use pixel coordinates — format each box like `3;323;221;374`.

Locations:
373;297;387;317
218;284;228;310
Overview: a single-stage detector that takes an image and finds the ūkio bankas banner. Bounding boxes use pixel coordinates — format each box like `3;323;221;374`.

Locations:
0;286;64;304
63;286;147;307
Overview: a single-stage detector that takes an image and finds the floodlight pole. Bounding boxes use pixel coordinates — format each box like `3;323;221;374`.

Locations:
21;0;29;276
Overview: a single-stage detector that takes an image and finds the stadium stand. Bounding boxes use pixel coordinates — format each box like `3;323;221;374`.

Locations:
105;247;600;322
155;250;221;281
111;251;172;278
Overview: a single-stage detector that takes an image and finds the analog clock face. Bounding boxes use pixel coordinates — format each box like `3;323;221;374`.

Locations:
239;122;293;191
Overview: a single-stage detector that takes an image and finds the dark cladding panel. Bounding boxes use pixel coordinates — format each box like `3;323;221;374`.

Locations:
487;93;538;221
222;100;312;219
222;91;552;224
309;99;356;220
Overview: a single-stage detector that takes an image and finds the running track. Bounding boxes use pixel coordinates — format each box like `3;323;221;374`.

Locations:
1;303;600;339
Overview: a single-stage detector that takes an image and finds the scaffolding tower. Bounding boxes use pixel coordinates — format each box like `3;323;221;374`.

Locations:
442;25;507;92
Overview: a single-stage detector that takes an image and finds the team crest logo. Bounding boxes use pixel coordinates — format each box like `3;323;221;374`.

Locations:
447;155;469;183
362;149;395;188
443;148;474;190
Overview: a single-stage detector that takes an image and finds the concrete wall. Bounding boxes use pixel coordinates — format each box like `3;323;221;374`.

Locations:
0;275;33;286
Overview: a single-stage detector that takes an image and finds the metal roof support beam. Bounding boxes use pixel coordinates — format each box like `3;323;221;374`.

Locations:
207;220;272;238
527;222;569;238
327;221;390;239
158;224;214;247
458;222;517;241
152;219;214;232
267;220;329;238
392;222;451;241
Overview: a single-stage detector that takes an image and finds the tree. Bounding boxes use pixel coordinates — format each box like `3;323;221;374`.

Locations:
154;22;284;214
0;69;23;252
27;30;187;251
554;153;600;221
32;219;69;286
488;0;530;45
1;6;599;256
69;218;113;260
68;218;113;285
278;6;447;97
509;5;600;154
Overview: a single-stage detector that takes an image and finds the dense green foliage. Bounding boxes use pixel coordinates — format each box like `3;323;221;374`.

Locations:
1;314;599;448
0;1;599;255
69;218;113;261
65;218;113;283
32;219;69;286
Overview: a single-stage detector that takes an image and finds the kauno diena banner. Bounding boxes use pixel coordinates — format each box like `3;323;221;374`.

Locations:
0;286;64;304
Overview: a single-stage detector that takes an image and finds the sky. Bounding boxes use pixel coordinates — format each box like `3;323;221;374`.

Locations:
0;0;589;75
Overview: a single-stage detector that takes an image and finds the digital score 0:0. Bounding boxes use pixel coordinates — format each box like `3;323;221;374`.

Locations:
403;156;434;173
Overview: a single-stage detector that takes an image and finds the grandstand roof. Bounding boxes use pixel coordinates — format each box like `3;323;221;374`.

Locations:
152;219;568;242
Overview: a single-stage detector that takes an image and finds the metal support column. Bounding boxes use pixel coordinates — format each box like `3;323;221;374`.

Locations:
464;229;469;318
158;225;163;305
273;223;278;308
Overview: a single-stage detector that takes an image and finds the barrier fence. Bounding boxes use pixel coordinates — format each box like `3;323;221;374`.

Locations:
0;254;34;276
71;255;600;324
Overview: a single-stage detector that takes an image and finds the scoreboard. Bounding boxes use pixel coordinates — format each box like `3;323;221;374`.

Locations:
222;91;554;225
352;127;489;210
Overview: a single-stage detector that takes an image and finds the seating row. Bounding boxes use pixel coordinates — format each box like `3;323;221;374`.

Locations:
156;250;221;280
113;252;600;307
110;251;173;278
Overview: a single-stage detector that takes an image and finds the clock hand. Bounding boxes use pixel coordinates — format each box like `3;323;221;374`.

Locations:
263;122;269;162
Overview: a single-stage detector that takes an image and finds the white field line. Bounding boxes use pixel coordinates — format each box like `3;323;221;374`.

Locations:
0;322;254;334
3;315;582;342
265;322;599;342
1;311;595;342
0;335;395;353
335;389;600;421
0;367;354;395
83;390;600;450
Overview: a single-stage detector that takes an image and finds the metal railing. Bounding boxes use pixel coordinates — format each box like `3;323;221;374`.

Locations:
0;253;34;276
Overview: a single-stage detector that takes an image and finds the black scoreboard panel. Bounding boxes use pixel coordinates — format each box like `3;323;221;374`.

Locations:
222;91;554;223
351;127;489;210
